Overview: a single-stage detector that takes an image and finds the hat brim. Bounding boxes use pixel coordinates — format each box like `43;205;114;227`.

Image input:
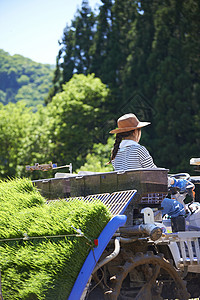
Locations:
109;122;151;134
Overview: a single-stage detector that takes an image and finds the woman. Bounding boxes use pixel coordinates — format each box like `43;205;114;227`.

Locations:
109;113;187;231
109;113;156;170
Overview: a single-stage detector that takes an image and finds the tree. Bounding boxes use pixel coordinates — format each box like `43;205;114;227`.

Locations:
76;136;114;172
0;101;54;179
45;51;63;104
47;74;110;170
47;0;96;102
95;0;137;108
0;49;54;106
149;0;200;172
43;0;200;172
0;102;34;178
89;0;113;80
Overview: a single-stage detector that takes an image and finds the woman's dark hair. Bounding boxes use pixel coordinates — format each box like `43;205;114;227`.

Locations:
108;130;135;164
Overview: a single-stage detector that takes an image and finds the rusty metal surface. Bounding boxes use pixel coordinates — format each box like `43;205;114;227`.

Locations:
105;252;190;300
33;168;168;207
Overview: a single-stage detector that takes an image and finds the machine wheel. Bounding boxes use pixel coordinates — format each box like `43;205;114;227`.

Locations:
107;251;190;300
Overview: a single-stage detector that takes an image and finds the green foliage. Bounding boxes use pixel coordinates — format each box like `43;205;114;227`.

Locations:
52;0;200;173
0;49;54;106
0;102;54;179
0;178;111;299
1;0;200;176
0;90;6;103
148;0;200;172
46;1;96;101
47;73;111;170
0;73;111;179
77;136;114;172
0;102;34;178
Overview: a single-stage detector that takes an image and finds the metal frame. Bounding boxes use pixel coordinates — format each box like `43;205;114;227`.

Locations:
48;190;137;216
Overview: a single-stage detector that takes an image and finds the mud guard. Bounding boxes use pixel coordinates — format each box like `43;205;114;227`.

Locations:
68;215;127;300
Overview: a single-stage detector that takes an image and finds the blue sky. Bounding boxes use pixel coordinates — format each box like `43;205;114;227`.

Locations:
0;0;101;65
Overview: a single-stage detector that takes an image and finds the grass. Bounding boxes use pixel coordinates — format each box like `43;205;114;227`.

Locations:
0;178;111;299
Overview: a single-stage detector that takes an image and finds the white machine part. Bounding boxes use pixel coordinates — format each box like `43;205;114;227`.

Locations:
190;157;200;165
141;207;200;274
186;202;200;230
140;171;200;274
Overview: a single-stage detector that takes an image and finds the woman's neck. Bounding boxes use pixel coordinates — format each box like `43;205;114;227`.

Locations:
123;136;137;141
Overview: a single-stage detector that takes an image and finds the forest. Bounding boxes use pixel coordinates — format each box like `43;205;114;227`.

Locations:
0;0;199;180
0;49;54;107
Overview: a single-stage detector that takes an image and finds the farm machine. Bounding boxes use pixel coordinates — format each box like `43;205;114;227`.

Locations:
32;159;200;299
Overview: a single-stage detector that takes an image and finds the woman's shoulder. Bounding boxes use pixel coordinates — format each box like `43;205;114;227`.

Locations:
129;143;150;155
129;143;147;151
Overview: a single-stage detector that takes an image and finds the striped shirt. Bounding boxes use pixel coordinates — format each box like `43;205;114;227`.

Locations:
112;140;157;171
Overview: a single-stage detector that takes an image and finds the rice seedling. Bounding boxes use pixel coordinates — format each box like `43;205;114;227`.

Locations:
0;178;111;299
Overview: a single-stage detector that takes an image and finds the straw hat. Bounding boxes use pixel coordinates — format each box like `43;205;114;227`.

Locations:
109;113;150;134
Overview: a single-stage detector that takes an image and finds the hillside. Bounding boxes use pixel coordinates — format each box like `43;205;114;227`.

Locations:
0;49;54;107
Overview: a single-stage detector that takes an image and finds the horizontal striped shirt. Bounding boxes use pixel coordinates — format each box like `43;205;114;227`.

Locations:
112;140;157;171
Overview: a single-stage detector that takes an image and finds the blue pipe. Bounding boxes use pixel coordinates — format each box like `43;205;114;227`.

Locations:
68;214;127;300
